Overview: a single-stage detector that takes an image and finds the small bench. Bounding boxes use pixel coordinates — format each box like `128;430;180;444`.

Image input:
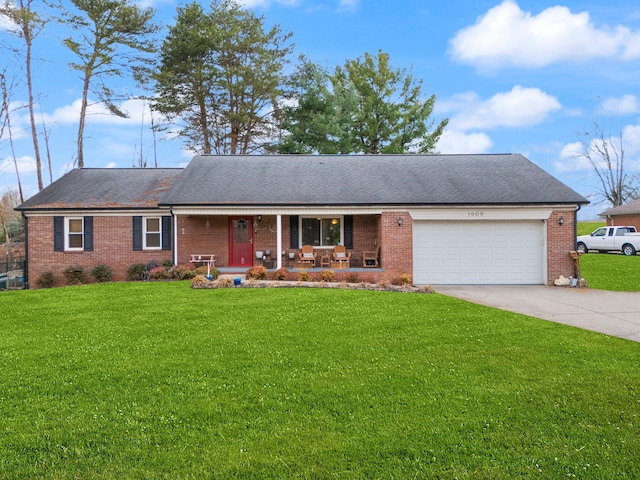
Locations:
190;254;216;276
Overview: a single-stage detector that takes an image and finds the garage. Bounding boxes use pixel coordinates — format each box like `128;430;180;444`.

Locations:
413;220;546;285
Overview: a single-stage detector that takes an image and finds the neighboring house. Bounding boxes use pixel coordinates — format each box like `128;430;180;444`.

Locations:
600;199;640;228
16;154;588;287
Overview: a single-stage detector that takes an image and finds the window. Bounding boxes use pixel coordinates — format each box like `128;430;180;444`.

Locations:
54;216;93;252
66;217;84;250
144;217;161;249
133;215;171;251
301;217;341;247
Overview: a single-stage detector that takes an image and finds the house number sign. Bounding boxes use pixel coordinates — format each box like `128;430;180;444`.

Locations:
468;211;485;217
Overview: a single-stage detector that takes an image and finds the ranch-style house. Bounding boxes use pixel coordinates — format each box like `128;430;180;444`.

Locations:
16;154;588;287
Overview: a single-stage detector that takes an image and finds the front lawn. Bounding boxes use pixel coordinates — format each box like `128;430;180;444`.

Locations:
579;253;640;291
1;282;638;479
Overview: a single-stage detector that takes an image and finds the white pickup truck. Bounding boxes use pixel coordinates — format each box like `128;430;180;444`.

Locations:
576;226;640;256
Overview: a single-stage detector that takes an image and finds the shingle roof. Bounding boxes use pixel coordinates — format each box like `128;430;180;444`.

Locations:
17;168;182;210
160;154;588;206
600;199;640;217
16;155;588;210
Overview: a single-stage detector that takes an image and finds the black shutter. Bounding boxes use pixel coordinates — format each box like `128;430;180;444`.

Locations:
289;215;299;249
132;216;142;251
53;216;64;252
344;215;353;249
83;216;93;251
161;216;171;250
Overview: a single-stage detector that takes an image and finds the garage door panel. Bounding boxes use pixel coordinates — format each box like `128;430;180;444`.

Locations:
413;220;544;285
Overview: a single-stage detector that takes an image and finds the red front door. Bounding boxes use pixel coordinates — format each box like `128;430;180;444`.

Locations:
229;216;253;267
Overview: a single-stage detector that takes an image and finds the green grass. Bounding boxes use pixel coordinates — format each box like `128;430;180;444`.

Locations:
579;253;640;291
577;221;605;236
1;283;638;478
576;221;640;291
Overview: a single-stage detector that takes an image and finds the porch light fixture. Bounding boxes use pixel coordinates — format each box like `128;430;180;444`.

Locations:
558;216;564;226
397;217;403;227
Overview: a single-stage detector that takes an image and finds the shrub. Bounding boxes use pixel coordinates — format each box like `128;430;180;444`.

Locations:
162;259;173;269
399;273;413;286
271;267;289;281
217;277;233;287
63;266;85;285
345;273;360;283
298;269;311;282
171;263;196;280
35;272;55;289
320;269;335;282
149;266;169;280
246;265;268;280
127;264;147;281
191;274;210;288
91;264;112;283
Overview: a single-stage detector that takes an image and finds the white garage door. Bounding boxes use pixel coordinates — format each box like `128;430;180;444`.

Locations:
413;220;545;285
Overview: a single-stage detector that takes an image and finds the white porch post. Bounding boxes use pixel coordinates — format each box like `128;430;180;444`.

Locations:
276;214;282;270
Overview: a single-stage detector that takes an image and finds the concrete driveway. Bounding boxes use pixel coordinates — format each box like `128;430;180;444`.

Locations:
434;285;640;343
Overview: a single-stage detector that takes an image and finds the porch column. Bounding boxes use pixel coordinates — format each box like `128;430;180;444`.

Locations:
276;214;282;270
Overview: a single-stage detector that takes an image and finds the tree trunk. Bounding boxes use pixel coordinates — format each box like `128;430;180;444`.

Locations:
25;15;43;189
76;71;91;168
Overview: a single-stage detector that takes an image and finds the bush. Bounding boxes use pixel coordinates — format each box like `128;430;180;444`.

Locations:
149;266;169;280
63;266;85;285
91;264;112;283
35;272;55;288
345;273;360;283
127;264;146;281
190;274;211;288
320;270;335;282
399;273;413;286
271;267;289;281
297;269;311;282
171;263;196;280
246;265;268;280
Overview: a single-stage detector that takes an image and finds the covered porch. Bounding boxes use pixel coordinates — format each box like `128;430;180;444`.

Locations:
171;209;391;272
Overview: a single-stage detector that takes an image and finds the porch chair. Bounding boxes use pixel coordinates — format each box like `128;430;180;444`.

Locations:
363;245;380;268
298;244;317;266
332;244;351;267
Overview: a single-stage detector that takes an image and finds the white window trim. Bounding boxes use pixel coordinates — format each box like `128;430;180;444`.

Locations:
65;217;84;251
299;215;343;248
143;216;162;250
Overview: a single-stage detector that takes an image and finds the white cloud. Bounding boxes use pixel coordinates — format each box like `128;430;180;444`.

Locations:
42;98;156;127
0;155;37;175
555;124;640;173
599;95;639;116
104;162;118;169
449;0;639;70
439;86;561;131
436;130;493;154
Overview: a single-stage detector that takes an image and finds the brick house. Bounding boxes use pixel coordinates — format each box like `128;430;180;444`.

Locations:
600;199;640;228
16;154;588;287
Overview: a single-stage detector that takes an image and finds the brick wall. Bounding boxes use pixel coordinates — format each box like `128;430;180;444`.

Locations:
606;214;640;229
26;215;173;287
27;210;578;287
547;209;578;284
378;212;413;282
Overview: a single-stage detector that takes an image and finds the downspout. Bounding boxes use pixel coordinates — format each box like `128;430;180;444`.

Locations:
171;207;177;266
22;212;28;289
574;204;581;249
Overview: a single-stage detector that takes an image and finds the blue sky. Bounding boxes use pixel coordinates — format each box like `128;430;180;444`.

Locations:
2;0;640;219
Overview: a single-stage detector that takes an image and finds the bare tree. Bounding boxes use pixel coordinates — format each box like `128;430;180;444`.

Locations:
578;121;639;207
0;71;25;203
63;0;158;168
0;0;46;190
0;188;23;244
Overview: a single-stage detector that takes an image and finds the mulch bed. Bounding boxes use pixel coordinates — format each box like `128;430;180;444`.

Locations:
191;277;434;294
